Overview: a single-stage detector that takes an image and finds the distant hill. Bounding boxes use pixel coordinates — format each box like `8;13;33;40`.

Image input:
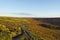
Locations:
34;18;60;26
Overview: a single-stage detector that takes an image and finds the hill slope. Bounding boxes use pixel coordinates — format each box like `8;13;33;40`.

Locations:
34;18;60;26
0;17;60;40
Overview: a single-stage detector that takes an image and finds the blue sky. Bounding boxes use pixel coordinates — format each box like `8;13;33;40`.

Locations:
0;0;60;17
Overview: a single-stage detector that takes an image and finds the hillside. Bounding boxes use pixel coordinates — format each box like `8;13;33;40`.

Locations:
0;17;60;40
34;18;60;26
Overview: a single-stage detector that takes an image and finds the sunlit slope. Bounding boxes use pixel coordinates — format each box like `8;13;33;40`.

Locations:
20;18;60;40
0;17;60;40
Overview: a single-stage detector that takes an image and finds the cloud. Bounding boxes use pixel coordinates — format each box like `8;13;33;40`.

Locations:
13;13;32;16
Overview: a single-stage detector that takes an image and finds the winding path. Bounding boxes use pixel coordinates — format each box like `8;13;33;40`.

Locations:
12;23;35;40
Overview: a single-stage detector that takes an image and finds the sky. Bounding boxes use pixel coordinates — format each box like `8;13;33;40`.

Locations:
0;0;60;17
